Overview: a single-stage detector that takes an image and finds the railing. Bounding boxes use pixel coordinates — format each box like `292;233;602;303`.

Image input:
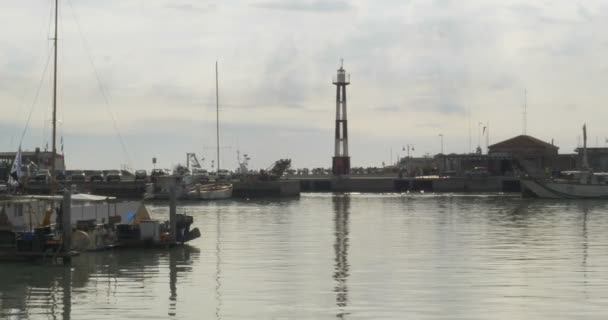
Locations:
332;73;350;84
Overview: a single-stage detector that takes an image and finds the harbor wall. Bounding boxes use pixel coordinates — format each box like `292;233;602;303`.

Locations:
297;176;521;193
20;176;521;198
23;181;146;199
232;180;300;198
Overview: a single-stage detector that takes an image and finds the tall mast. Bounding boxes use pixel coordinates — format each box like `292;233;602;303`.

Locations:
51;0;59;195
215;61;220;172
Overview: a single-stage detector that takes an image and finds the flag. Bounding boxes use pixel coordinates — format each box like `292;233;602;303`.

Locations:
482;126;486;135
9;147;23;185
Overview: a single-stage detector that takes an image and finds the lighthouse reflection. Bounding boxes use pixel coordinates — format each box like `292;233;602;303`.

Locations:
332;194;351;318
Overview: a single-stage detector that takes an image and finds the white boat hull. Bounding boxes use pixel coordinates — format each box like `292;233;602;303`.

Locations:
521;179;608;199
188;184;232;200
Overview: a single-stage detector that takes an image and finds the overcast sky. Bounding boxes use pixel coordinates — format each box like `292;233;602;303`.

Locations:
1;0;608;170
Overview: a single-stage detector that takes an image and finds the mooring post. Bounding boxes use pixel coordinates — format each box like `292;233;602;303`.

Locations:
169;185;177;243
62;190;72;264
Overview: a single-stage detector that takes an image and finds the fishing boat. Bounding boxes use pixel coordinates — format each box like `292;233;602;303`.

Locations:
1;2;200;262
0;0;76;263
188;183;232;200
521;124;608;199
204;61;233;199
1;193;200;258
521;171;608;199
146;62;233;201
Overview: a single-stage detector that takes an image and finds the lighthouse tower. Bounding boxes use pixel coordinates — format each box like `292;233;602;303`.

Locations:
332;60;351;175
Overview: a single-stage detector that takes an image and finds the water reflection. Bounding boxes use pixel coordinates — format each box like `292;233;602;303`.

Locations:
215;210;222;320
577;202;591;295
4;195;608;319
332;195;350;319
0;264;71;319
0;246;199;319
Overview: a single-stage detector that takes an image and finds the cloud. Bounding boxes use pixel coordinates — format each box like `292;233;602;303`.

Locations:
577;2;593;21
165;2;217;13
252;0;352;12
5;0;608;169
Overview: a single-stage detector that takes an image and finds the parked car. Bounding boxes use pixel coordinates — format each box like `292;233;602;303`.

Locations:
151;169;165;178
150;169;165;182
33;170;51;183
217;169;231;180
465;166;489;177
135;170;148;181
105;170;122;182
191;168;209;182
89;171;104;182
55;170;67;181
69;170;86;182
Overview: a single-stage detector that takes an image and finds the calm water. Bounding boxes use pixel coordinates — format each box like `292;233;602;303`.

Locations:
2;193;608;319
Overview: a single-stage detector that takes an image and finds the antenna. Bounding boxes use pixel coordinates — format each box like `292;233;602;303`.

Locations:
216;60;220;172
468;105;472;153
486;121;490;152
523;89;527;135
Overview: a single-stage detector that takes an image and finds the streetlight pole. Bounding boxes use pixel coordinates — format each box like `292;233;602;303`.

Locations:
438;134;444;154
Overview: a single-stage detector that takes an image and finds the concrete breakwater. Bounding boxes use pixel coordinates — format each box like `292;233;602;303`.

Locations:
20;176;521;198
22;179;302;199
296;176;521;193
24;181;146;198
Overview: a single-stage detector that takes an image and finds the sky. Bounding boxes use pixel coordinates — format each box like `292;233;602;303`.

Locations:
1;0;608;171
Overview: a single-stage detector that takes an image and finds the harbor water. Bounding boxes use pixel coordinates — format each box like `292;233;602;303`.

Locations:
1;193;608;319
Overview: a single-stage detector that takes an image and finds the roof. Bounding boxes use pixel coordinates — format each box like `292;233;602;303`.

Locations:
11;194;116;202
489;135;558;151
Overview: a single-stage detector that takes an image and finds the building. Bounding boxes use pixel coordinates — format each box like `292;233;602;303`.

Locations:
436;153;513;176
398;156;438;176
488;135;559;176
0;148;65;179
437;135;573;177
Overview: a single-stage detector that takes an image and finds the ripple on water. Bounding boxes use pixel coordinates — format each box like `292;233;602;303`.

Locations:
1;194;608;319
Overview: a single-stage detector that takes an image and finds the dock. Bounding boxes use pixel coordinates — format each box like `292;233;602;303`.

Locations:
232;180;300;197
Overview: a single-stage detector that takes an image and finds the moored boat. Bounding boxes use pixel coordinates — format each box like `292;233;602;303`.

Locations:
521;172;608;199
188;183;232;200
520;124;608;199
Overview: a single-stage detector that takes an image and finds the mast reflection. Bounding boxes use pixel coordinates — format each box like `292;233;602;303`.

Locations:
215;210;223;320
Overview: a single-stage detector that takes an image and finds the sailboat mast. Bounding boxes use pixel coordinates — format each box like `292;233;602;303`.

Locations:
583;124;589;169
51;0;59;195
215;61;220;172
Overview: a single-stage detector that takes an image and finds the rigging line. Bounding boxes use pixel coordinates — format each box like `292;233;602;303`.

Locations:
66;0;133;168
9;2;55;151
18;50;54;148
42;0;55;150
46;0;54;48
